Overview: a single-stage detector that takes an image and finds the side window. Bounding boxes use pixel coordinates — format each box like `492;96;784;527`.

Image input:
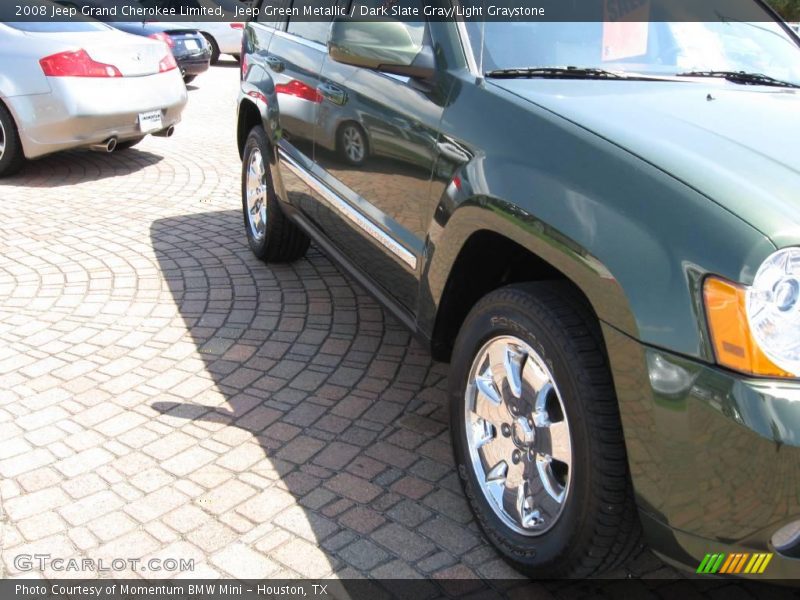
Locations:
286;0;339;45
257;0;290;28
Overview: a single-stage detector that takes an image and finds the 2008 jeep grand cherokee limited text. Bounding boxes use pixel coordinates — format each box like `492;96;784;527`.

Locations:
236;0;800;579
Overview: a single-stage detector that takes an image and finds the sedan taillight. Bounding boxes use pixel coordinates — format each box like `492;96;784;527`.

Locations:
159;52;178;73
276;80;323;103
231;23;244;30
39;49;122;78
148;32;175;48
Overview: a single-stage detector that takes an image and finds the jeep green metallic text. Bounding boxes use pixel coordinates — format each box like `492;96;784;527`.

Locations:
236;0;800;578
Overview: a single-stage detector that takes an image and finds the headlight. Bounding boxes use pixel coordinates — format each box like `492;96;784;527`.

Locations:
747;248;800;375
703;250;799;378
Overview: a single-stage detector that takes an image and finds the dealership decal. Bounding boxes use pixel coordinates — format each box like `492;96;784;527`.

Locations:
696;552;773;575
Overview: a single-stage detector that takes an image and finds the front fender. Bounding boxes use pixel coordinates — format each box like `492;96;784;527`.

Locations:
422;144;774;362
237;59;280;156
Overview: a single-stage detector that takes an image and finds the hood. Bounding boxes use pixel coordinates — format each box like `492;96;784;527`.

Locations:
493;79;800;247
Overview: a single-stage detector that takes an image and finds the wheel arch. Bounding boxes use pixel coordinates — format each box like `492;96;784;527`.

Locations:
426;224;619;362
237;61;279;159
421;202;638;363
237;98;261;159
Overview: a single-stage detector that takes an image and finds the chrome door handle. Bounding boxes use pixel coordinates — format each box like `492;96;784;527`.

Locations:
265;56;285;73
317;83;347;106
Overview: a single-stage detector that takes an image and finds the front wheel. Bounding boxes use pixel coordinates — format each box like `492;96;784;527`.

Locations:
241;126;310;263
449;282;642;578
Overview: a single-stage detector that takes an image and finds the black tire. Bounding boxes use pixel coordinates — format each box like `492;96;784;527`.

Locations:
203;34;220;64
241;126;310;263
115;137;144;151
449;282;642;578
232;54;241;63
0;101;25;177
336;122;368;167
183;75;197;84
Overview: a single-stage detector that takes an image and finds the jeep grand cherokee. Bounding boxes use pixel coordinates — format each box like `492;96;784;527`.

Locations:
236;0;800;578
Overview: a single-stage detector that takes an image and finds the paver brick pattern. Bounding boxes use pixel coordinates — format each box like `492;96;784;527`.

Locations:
0;60;780;597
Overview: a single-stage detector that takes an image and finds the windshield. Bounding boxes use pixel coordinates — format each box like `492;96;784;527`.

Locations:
467;5;800;84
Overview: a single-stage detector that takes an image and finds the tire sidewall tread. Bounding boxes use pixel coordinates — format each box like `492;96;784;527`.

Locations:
449;282;641;578
241;126;309;263
0;102;25;178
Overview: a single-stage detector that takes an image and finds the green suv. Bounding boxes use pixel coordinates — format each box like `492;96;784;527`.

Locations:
236;0;800;578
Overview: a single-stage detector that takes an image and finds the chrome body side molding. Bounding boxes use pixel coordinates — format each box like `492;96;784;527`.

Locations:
278;147;418;270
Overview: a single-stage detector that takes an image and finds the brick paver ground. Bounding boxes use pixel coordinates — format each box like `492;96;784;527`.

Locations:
0;61;787;597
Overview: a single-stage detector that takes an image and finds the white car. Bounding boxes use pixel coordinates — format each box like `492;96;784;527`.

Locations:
154;0;245;62
0;11;187;177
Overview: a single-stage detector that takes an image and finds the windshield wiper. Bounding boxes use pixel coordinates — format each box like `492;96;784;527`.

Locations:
676;70;800;89
485;66;629;80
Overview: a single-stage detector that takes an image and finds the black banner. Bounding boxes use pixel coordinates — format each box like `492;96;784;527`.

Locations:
5;578;799;600
0;0;789;23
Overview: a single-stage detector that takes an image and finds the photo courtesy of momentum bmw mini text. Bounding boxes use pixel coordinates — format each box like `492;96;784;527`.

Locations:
1;0;800;599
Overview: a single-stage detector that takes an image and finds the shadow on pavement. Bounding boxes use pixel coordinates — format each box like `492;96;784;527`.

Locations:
2;148;164;188
148;208;522;596
214;57;241;68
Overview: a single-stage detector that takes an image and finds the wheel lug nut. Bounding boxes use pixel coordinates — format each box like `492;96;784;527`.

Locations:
512;450;521;464
501;424;511;437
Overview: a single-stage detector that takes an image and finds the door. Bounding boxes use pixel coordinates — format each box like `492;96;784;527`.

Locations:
310;1;452;310
265;0;342;223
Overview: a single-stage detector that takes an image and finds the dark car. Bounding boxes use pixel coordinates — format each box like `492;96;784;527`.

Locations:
236;0;800;580
109;21;211;84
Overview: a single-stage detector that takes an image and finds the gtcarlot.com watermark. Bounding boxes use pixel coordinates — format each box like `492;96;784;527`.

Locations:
14;554;195;573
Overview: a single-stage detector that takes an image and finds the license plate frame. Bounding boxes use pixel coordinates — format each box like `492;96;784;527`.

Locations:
138;110;163;133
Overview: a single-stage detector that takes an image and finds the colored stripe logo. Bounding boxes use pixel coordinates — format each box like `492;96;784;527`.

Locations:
696;552;773;574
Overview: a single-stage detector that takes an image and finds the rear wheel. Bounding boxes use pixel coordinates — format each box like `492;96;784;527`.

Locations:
0;102;24;177
450;282;642;577
241;126;310;262
183;75;197;84
203;34;220;64
337;122;368;166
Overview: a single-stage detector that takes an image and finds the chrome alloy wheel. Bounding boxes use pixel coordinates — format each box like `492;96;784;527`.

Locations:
464;336;573;535
0;118;6;161
245;148;268;242
342;125;365;163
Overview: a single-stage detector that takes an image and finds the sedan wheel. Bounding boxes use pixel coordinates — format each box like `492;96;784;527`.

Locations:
0;102;24;178
0;118;6;161
465;335;572;536
338;123;367;166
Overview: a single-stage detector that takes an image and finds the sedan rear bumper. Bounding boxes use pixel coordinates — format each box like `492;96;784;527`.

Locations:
178;57;211;77
9;69;188;159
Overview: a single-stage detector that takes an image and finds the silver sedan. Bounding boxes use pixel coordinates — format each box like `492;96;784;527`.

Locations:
0;16;188;177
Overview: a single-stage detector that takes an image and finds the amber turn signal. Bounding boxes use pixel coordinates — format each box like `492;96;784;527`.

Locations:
703;277;791;378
